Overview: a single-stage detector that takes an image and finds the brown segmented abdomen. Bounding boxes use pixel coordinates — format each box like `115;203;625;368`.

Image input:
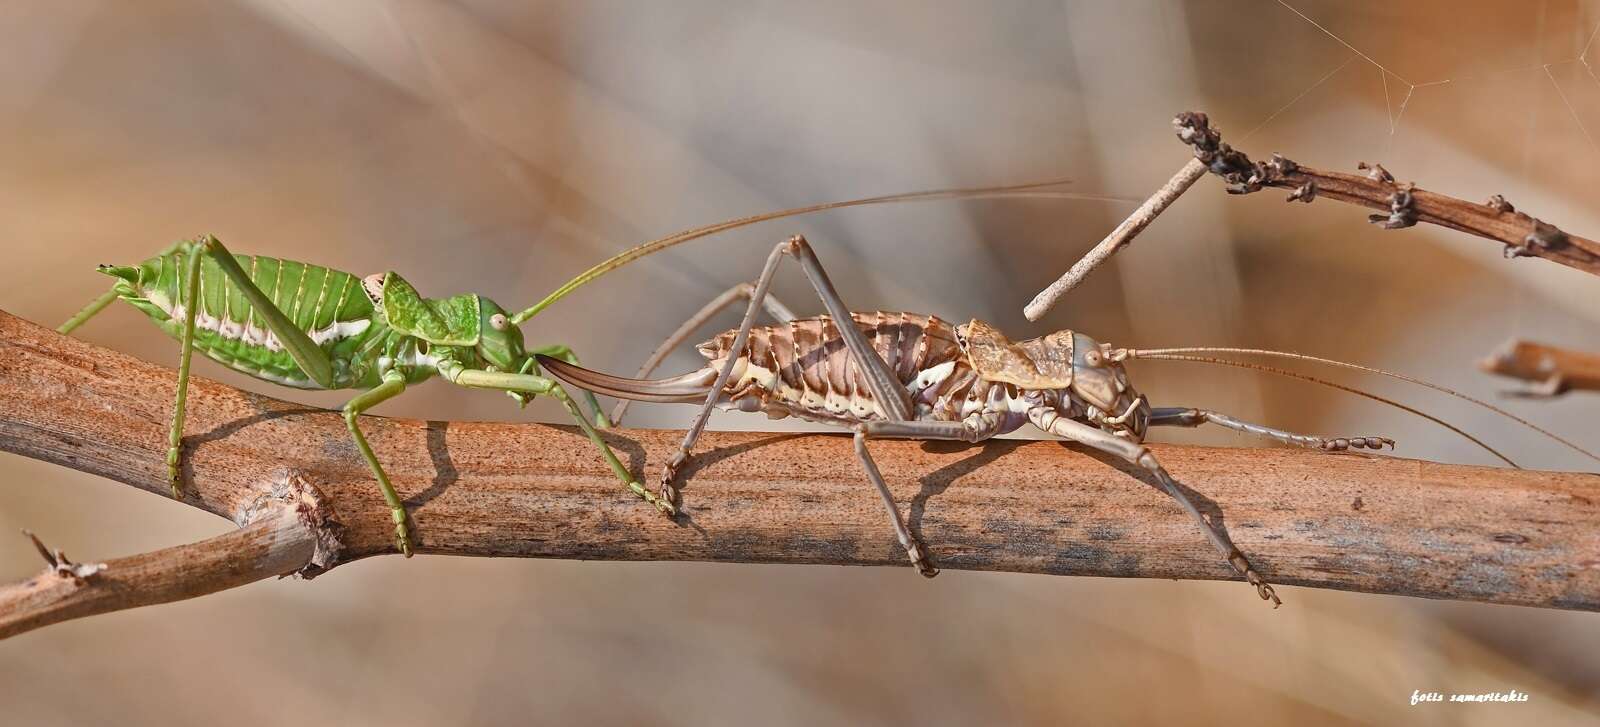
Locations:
695;312;975;423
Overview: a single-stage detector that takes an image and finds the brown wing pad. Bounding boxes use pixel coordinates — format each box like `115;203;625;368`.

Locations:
956;319;1074;389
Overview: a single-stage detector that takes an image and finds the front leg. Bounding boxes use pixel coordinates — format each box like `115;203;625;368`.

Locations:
1148;407;1394;452
1031;407;1280;606
440;362;674;515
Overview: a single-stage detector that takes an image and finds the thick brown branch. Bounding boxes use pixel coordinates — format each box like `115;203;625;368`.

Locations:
2;307;1599;637
1175;111;1600;276
1481;339;1600;397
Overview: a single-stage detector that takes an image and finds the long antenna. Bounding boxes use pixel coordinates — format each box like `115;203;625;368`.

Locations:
509;179;1125;324
1131;353;1517;467
1128;346;1599;464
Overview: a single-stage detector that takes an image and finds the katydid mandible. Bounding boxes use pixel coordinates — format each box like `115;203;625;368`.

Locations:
56;179;1088;555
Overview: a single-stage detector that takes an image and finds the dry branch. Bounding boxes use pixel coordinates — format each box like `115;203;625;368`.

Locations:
1481;339;1600;397
1025;111;1600;319
2;307;1599;638
1174;111;1600;274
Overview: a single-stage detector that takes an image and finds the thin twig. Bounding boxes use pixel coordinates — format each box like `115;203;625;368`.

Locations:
1480;339;1600;397
1024;111;1600;320
1024;157;1206;321
1;307;1599;638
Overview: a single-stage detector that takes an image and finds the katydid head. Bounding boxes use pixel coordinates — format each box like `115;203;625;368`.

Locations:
474;298;527;372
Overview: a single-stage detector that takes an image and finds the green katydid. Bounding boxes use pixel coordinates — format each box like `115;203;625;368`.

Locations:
57;179;1085;555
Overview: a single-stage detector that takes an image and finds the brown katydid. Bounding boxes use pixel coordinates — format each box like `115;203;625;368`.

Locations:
540;235;1600;606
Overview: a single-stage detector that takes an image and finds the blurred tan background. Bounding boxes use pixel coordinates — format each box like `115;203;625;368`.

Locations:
3;1;1600;724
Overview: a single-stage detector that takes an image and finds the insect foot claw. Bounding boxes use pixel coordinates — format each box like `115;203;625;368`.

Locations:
908;542;939;578
1321;436;1395;452
1244;569;1281;608
392;510;413;558
166;450;183;499
631;480;677;517
657;452;689;518
1256;581;1282;608
1231;550;1281;607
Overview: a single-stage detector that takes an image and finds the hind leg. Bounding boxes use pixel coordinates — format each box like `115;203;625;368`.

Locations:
661;235;916;513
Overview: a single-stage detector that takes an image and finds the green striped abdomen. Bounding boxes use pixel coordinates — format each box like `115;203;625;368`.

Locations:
101;245;387;389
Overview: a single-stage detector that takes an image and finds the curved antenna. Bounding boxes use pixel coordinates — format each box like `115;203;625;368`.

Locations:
1129;353;1517;467
1130;346;1600;464
509;178;1127;324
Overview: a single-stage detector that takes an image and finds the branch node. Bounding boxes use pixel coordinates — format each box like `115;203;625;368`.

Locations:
21;529;107;583
1357;161;1395;184
1285;180;1318;204
1368;183;1418;229
236;471;344;578
1515;219;1571;257
1164;110;1600;276
1173;111;1261;194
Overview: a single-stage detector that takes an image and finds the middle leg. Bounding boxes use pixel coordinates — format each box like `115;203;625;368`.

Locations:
440;363;674;515
853;416;1003;576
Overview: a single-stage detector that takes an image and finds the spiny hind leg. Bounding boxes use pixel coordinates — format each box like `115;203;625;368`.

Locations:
166;236;341;498
441;364;674;515
1148;407;1394;452
663;236;913;513
1037;411;1279;606
528;344;611;428
611;282;798;426
343;371;415;556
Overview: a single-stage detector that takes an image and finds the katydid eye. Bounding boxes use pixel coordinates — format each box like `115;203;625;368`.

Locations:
490;313;509;331
1084;349;1103;366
